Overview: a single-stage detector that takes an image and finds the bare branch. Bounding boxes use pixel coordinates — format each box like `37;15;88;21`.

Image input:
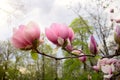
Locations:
35;48;95;60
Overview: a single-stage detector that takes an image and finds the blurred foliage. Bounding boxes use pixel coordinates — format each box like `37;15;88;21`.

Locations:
61;17;103;80
31;50;39;60
0;16;105;80
0;17;104;80
69;17;93;54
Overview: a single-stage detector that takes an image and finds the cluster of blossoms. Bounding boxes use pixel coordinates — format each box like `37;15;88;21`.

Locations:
11;22;74;51
11;21;96;62
91;9;120;79
11;18;120;79
93;58;120;79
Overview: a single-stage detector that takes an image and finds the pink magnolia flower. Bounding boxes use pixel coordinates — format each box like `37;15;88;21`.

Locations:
78;53;86;62
89;35;98;55
114;25;120;45
115;19;120;23
110;9;114;13
96;58;117;67
101;64;115;74
93;65;99;72
72;49;82;55
72;49;86;62
106;58;117;64
11;22;40;49
93;58;119;79
101;64;115;79
98;58;109;66
45;23;74;50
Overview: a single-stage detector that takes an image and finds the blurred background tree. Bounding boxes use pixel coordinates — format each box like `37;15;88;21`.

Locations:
0;0;120;80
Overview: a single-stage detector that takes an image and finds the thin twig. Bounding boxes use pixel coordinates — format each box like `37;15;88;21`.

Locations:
102;49;120;58
35;49;95;60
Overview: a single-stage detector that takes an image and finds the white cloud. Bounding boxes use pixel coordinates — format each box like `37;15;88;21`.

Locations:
0;0;112;40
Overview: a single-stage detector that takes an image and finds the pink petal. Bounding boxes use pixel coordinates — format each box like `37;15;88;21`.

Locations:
101;64;114;74
50;23;59;35
89;35;98;54
115;25;120;37
51;23;69;39
68;28;74;41
24;22;40;43
99;58;109;66
11;25;31;48
93;65;99;71
107;58;117;64
65;39;73;51
115;19;120;23
78;53;86;62
11;37;27;48
58;24;69;39
45;27;58;44
57;37;64;45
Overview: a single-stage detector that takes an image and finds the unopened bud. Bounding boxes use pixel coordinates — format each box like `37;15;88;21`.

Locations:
110;9;114;13
114;25;120;45
89;35;98;55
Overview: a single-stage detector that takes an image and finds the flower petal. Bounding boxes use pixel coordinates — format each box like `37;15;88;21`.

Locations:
45;27;58;44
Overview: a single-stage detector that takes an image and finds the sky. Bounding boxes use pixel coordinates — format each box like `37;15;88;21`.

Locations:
0;0;88;40
0;0;119;41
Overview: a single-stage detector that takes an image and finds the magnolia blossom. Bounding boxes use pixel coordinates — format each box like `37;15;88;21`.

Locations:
72;49;86;62
93;58;119;79
11;22;40;49
110;9;114;13
89;35;98;55
45;23;74;50
78;53;86;62
114;25;120;45
115;19;120;23
101;64;115;79
72;49;82;55
93;65;99;72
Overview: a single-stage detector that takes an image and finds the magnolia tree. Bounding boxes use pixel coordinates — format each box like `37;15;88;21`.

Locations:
10;17;120;80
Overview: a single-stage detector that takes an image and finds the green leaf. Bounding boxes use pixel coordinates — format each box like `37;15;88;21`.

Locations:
31;50;38;60
95;55;101;59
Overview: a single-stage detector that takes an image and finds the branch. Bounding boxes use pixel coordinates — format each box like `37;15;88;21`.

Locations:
35;49;95;60
35;49;58;60
102;54;119;58
56;55;95;60
102;49;120;58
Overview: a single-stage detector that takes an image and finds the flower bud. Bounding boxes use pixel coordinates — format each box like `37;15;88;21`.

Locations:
78;53;86;62
65;39;73;51
93;66;99;72
110;19;114;22
115;19;120;23
72;49;82;55
89;35;98;55
114;25;120;45
110;9;114;13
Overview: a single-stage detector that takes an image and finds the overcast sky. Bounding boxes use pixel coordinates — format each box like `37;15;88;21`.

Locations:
0;0;87;40
0;0;119;40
